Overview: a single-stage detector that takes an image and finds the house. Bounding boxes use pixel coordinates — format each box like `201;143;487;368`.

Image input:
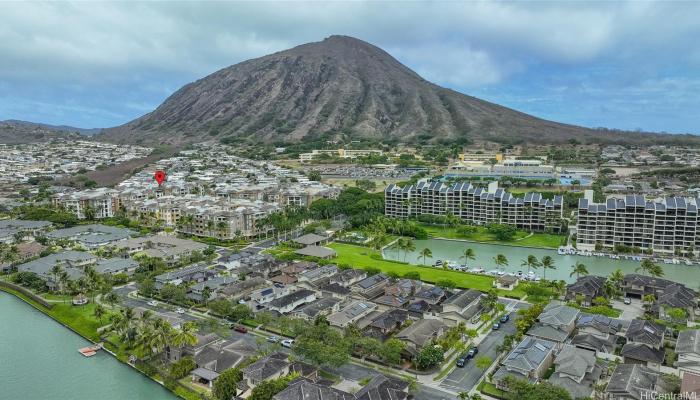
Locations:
46;224;134;248
365;309;410;338
154;263;213;290
439;289;484;326
571;314;621;354
372;294;409;308
272;378;354;400
352;273;390;299
166;332;220;362
15;242;47;260
354;374;409;400
16;250;98;290
395;319;446;357
319;283;351;299
621;319;666;369
548;345;603;399
565;275;606;307
383;279;422;298
0;219;51;243
190;339;257;388
94;257;139;275
413;286;445;305
493;337;556;391
604;364;669;400
292;297;341;321
294;245;336;259
267;289;317;314
329;269;367;287
297;264;338;284
495;275;519;291
292;233;329;247
115;235;208;265
526;301;579;346
270;273;297;285
327;301;377;328
250;285;290;305
622;274;698;322
217;277;267;301
188;276;238;302
676;329;700;380
242;352;290;387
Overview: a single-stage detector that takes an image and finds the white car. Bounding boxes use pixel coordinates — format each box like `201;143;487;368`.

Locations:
147;300;158;306
281;339;294;348
238;299;247;304
175;308;185;314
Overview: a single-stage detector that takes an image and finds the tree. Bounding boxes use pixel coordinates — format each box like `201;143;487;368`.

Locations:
93;304;106;324
230;304;252;321
170;321;198;348
475;355;492;372
521;255;540;275
436;279;456;290
170;357;196;379
379;338;405;365
642;294;656;313
460;248;476;265
494;254;508;271
209;298;233;317
403;271;421;280
293;323;350;368
213;368;243;400
636;258;664;278
416;345;444;370
540;255;556;281
419;248;432;265
666;307;688;322
103;291;120;309
570;262;589;279
609;268;624;288
248;374;295;400
502;376;572;400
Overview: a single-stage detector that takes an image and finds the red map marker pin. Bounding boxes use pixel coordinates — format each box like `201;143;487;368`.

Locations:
154;170;166;186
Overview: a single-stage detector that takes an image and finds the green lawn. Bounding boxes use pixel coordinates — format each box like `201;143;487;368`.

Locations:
418;223;565;249
329;243;524;297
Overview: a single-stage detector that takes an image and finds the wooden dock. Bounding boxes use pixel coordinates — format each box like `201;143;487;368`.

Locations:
78;344;102;357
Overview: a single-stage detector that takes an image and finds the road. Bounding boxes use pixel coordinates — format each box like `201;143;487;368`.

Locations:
438;300;530;393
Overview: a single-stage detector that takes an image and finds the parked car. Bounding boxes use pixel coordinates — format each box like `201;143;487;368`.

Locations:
455;352;470;368
175;308;185;314
624;297;632;305
281;339;294;348
147;300;158;306
238;299;247;304
234;325;248;333
492;322;500;330
467;346;479;358
500;314;510;323
267;336;279;343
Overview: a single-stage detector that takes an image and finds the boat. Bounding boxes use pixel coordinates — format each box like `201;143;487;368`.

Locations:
497;270;506;276
487;269;499;276
78;344;102;357
516;271;523;278
470;267;485;274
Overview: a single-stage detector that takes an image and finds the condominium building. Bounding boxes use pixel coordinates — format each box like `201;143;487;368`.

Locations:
299;149;383;163
445;159;557;181
384;181;563;232
53;188;120;220
577;193;700;255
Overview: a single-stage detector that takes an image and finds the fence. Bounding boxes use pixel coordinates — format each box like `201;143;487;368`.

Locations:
0;281;54;309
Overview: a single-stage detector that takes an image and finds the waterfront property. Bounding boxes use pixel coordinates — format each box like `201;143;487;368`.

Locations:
384;181;563;232
577;191;700;256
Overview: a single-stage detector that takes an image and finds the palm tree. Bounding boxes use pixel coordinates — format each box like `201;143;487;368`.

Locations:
520;255;540;275
609;268;625;288
59;271;70;301
460;248;476;265
636;258;664;277
50;264;64;293
494;254;508;271
170;321;198;349
419;248;432;265
148;318;173;359
403;238;416;262
93;304;106;324
540;256;556;281
570;262;589;279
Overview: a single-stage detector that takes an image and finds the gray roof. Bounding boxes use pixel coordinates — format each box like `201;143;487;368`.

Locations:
272;378;354;400
355;374;409;400
527;323;570;342
0;219;51;230
443;289;483;309
292;233;328;246
538;302;580;327
46;224;134;245
676;329;700;355
576;314;622;335
396;319;446;349
571;333;616;353
294;246;336;258
354;273;388;290
605;364;664;400
17;250;96;276
94;257;138;274
501;337;555;373
243;352;289;382
621;343;666;364
268;289;316;309
555;345;596;379
626;319;665;346
294;297;341;319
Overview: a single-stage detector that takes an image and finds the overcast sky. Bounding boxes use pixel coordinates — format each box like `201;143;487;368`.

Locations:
1;1;699;134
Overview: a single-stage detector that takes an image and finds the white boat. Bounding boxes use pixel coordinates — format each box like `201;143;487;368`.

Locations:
487;269;499;276
470;267;485;274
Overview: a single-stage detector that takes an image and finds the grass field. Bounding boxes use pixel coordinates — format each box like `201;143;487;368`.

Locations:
328;243;524;298
418;223;565;249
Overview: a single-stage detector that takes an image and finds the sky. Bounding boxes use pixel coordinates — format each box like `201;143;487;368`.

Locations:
0;1;699;134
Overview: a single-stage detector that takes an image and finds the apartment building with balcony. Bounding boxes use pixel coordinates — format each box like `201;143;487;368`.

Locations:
53;188;120;220
384;181;564;232
577;192;700;255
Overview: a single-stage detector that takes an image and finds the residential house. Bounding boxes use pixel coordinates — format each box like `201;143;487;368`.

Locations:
566;275;606;307
439;289;484;326
327;301;377;329
242;352;290;388
548;345;603;399
292;233;329;247
153;263;213;290
365;309;410;338
622;275;698;321
395;319;446;358
250;285;291;305
352;273;390;299
675;329;700;393
294;245;336;259
413;286;446;305
571;314;621;354
604;364;669;400
354;375;409;400
621;319;666;369
217;277;267;301
319;283;351;299
495;275;519;291
115;235;208;265
292;297;341;321
17;250;97;290
493;337;556;391
329;269;367;287
526;302;579;347
297;264;338;285
0;219;51;243
267;289;317;314
272;378;354;400
46;224;134;248
190;339;257;388
188;276;238;302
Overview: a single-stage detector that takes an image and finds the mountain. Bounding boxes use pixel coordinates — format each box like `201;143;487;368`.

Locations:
0;120;86;144
99;36;697;146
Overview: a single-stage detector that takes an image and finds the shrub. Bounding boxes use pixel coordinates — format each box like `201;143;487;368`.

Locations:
170;357;196;379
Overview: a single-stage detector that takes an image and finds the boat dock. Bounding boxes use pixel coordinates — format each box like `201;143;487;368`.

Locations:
78;344;102;357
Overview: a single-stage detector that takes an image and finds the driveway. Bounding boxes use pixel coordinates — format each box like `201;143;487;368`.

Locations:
613;298;644;320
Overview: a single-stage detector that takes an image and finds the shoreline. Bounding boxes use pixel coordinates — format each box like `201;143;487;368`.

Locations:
0;286;182;399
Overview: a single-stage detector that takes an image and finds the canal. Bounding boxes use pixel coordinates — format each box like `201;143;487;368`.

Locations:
0;292;176;400
384;238;700;286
